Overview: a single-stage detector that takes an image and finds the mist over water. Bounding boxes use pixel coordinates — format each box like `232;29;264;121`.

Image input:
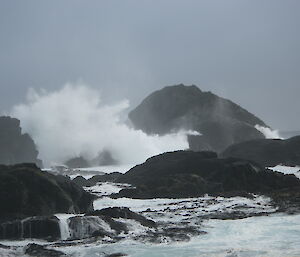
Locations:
11;84;190;166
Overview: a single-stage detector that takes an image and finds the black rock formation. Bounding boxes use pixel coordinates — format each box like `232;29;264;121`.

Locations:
0;163;95;221
221;136;300;167
115;151;300;199
0;116;42;167
129;84;266;152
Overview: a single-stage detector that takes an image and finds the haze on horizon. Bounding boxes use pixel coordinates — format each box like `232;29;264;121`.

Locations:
0;0;299;130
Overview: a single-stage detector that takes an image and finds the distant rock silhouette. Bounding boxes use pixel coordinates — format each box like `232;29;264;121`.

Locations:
0;116;42;167
64;150;118;169
129;84;267;152
65;156;89;168
221;136;300;167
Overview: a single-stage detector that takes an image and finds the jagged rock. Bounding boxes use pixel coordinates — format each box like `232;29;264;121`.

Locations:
221;136;300;167
65;156;89;168
0;116;42;167
129;84;266;152
115;151;300;199
73;172;123;187
0;163;95;221
0;216;60;240
25;243;67;257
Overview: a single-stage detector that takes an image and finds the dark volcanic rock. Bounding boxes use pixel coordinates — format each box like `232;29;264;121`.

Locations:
0;116;42;167
221;136;300;167
0;163;95;221
116;151;300;199
0;216;60;240
25;243;67;257
65;156;89;168
73;172;123;187
129;84;266;152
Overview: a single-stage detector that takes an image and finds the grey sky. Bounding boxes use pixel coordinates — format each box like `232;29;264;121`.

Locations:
0;0;299;130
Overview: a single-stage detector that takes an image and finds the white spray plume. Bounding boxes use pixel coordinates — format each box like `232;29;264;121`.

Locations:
255;125;282;139
11;83;190;166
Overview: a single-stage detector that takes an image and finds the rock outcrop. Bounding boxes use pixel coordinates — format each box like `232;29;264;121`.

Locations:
129;84;267;152
115;151;300;199
0;116;42;167
221;136;300;167
0;163;95;221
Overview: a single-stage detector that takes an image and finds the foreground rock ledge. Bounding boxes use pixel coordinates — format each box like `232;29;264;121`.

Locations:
116;151;300;199
0;163;95;222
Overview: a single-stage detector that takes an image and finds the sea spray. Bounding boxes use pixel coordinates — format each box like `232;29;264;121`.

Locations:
255;125;282;139
11;83;191;166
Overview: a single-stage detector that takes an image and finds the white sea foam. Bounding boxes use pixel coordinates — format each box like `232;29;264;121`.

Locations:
268;165;300;179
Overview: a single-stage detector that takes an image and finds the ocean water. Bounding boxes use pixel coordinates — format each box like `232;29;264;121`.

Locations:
60;213;300;257
1;165;300;257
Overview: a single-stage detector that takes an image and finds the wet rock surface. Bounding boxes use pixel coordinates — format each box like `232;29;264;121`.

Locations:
0;216;60;240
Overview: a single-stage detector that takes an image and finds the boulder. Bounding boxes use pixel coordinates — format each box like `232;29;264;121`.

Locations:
116;151;300;198
221;136;300;167
0;163;95;221
129;84;267;152
0;116;42;167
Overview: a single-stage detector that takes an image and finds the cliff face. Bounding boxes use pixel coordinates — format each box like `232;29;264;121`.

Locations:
0;116;42;167
129;84;266;152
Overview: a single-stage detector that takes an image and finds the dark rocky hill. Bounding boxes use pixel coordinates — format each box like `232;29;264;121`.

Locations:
116;151;300;199
0;116;42;167
129;84;267;152
221;136;300;167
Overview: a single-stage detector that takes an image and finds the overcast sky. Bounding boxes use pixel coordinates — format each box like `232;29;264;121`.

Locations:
0;0;299;130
